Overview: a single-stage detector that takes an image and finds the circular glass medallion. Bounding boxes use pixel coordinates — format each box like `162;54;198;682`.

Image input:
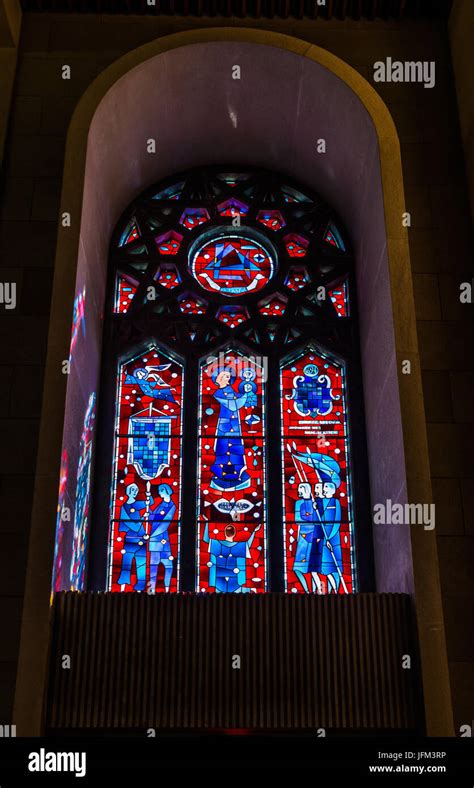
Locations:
191;233;274;296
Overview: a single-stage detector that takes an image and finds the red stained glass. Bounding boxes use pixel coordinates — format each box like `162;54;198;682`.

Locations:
280;348;355;595
328;279;349;317
180;207;210;230
257;210;286;231
259;293;288;316
217;199;249;218
105;170;356;599
179;294;207;315
196;351;267;592
191;234;274;296
155;264;181;289
284;233;309;258
284;266;310;291
51;450;69;592
114;273;138;314
120;220;140;246
324;223;346;251
155;230;183;255
217;305;249;328
108;347;184;593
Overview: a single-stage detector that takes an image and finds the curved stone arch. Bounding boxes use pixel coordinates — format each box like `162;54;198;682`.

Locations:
14;28;452;736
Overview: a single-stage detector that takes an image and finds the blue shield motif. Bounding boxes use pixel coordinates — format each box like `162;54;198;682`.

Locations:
127;407;177;479
291;363;337;418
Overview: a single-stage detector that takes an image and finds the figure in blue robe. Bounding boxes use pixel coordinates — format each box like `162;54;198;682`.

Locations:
308;485;325;593
148;483;175;592
238;367;260;426
204;522;261;592
117;482;153;591
238;368;258;406
308;481;342;593
210;368;250;491
292;482;316;593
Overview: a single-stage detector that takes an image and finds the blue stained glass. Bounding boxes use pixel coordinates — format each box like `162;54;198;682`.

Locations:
280;347;356;595
108;346;184;593
196;349;267;593
152;181;185;200
70;392;96;590
191;234;274;296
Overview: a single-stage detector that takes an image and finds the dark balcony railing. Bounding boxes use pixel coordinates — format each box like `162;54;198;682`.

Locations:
46;592;423;733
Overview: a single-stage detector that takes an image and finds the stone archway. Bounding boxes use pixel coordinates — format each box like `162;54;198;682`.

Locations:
14;28;453;736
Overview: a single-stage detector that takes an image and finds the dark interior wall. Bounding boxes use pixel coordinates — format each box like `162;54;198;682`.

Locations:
0;11;472;731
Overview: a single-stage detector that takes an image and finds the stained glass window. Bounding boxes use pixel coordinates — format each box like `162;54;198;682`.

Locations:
180;207;210;230
284;233;309;258
328;279;350;317
155;230;183;255
191;233;274;296
281;186;312;203
153;182;184;200
51;450;69;592
259;293;288;317
280;348;356;594
70;392;96;590
217;305;250;328
284;266;310;291
108;347;183;593
69;286;85;359
324;222;346;251
217;199;249;218
155;264;181;289
114;273;138;314
119;219;140;246
196;350;267;593
82;166;364;597
257;210;286;231
179;294;207;315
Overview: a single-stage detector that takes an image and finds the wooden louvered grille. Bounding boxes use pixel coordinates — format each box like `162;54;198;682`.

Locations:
46;592;422;732
20;0;453;21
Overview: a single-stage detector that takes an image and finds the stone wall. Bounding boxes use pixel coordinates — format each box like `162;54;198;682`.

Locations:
0;10;472;730
449;0;474;225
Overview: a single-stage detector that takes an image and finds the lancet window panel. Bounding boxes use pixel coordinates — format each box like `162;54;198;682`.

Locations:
108;347;184;593
196;349;267;593
280;346;356;595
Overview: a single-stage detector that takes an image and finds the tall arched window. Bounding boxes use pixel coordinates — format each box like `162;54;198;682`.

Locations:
88;167;371;594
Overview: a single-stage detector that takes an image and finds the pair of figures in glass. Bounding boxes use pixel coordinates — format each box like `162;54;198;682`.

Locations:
117;481;175;592
293;480;343;594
